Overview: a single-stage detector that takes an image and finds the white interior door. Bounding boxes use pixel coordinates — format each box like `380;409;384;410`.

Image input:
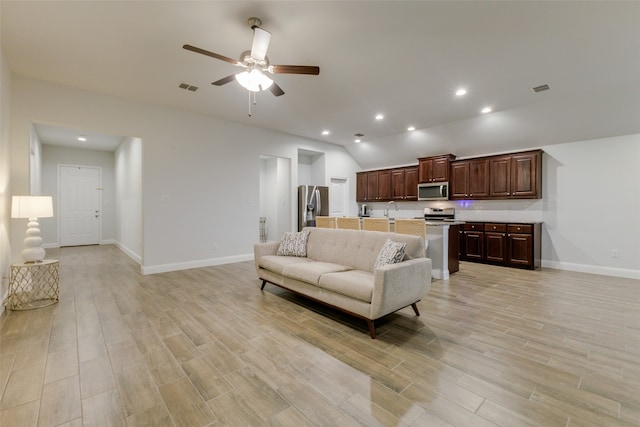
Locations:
329;178;348;217
60;165;101;246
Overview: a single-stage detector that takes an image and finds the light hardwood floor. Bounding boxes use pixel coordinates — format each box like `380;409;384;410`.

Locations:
1;244;639;426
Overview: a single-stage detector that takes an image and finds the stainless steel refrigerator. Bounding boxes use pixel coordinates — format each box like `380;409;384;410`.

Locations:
298;185;329;231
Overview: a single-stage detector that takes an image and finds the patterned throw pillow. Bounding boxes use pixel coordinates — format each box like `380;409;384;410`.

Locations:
277;229;310;257
374;239;407;269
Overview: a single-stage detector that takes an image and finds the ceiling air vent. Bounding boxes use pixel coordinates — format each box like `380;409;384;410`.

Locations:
531;84;550;93
178;82;199;92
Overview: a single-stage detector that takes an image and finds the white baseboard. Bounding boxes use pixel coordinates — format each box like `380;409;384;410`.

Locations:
101;239;116;245
115;242;142;265
141;253;254;275
43;243;59;249
542;260;640;280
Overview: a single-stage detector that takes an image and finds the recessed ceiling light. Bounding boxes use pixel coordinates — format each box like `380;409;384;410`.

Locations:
77;136;87;142
455;88;467;96
321;130;330;136
407;126;416;131
481;107;492;114
375;114;384;120
354;139;362;143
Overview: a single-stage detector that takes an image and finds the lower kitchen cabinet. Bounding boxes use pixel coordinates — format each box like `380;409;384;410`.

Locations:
461;221;541;270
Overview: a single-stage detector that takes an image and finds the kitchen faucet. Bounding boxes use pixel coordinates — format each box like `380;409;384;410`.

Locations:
384;201;399;219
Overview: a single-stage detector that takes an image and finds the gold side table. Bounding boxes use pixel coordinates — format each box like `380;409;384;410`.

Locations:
5;260;59;310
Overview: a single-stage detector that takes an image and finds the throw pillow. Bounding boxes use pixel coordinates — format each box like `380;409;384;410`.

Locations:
374;239;407;269
277;229;310;257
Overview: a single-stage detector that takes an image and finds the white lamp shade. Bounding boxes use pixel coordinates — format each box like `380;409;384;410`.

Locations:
235;69;273;92
11;196;54;219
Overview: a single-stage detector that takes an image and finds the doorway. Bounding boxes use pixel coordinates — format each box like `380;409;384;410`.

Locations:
329;177;348;217
59;165;102;246
259;155;292;241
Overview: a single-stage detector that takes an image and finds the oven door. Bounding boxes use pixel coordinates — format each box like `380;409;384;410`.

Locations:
418;182;449;201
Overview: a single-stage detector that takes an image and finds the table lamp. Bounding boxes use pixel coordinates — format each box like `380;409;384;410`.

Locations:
11;196;54;262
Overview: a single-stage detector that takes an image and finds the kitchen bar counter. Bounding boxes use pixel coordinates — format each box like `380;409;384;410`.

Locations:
361;217;461;280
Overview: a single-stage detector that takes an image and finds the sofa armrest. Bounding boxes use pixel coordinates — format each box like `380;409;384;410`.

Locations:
369;258;432;320
253;241;280;275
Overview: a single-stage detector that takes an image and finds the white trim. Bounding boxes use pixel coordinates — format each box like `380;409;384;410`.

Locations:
101;239;116;245
115;241;141;265
431;268;449;280
43;243;60;249
542;260;640;280
141;253;254;275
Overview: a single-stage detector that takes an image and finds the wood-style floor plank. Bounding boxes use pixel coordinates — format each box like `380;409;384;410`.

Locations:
0;244;638;426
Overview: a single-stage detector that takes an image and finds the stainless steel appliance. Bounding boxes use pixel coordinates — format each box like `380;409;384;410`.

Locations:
298;185;329;231
421;207;455;221
417;182;449;201
360;204;371;217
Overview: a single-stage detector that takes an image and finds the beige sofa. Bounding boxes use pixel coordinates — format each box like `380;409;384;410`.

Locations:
254;227;432;338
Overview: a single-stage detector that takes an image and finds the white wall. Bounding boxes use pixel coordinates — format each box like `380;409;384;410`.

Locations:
115;136;142;263
40;144;116;246
10;76;361;274
29;123;42;195
540;134;640;278
0;49;12;311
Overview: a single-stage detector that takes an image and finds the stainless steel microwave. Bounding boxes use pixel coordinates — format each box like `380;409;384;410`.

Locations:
417;182;449;201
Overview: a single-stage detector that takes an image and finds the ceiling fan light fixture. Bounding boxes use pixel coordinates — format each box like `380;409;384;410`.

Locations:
235;69;273;92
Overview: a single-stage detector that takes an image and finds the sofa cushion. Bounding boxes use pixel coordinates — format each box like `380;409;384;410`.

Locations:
318;270;374;303
277;229;310;257
374;239;407;269
304;227;424;273
259;255;312;275
281;262;352;286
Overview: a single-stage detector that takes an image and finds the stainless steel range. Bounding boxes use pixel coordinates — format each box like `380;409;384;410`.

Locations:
423;207;455;221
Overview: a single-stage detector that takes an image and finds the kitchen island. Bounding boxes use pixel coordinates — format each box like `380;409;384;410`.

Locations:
381;217;462;280
424;221;462;280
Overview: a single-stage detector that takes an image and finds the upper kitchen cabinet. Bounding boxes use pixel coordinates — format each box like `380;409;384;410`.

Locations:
391;166;418;201
357;170;391;202
356;172;368;202
489;150;542;199
418;154;456;183
450;158;490;199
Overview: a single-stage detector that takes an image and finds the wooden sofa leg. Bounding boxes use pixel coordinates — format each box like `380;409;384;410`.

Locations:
260;280;267;290
367;320;377;339
411;303;420;316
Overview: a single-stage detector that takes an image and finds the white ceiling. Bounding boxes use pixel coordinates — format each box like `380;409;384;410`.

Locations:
3;1;640;168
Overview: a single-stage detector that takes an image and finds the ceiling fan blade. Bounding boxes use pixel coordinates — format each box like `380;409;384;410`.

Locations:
269;82;285;97
271;65;320;75
183;44;239;65
212;74;237;86
251;27;271;61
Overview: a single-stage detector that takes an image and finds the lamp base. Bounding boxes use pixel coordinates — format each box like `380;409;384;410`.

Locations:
21;217;46;263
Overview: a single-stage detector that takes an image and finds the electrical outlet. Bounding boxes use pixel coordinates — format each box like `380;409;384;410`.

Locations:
611;249;620;258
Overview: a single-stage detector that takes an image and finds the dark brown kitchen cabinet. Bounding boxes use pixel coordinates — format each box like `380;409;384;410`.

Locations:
507;224;537;268
356;172;368;202
484;223;507;263
377;170;392;200
460;221;541;270
450;158;490;199
450;161;469;199
418;154;455;183
357;170;392;202
489;150;542;199
404;166;419;200
391;166;418;201
463;223;484;260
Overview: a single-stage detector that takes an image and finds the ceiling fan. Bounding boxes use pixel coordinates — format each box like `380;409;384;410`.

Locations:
183;17;320;97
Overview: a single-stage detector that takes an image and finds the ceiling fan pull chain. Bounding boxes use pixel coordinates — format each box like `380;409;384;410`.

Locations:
248;91;252;117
